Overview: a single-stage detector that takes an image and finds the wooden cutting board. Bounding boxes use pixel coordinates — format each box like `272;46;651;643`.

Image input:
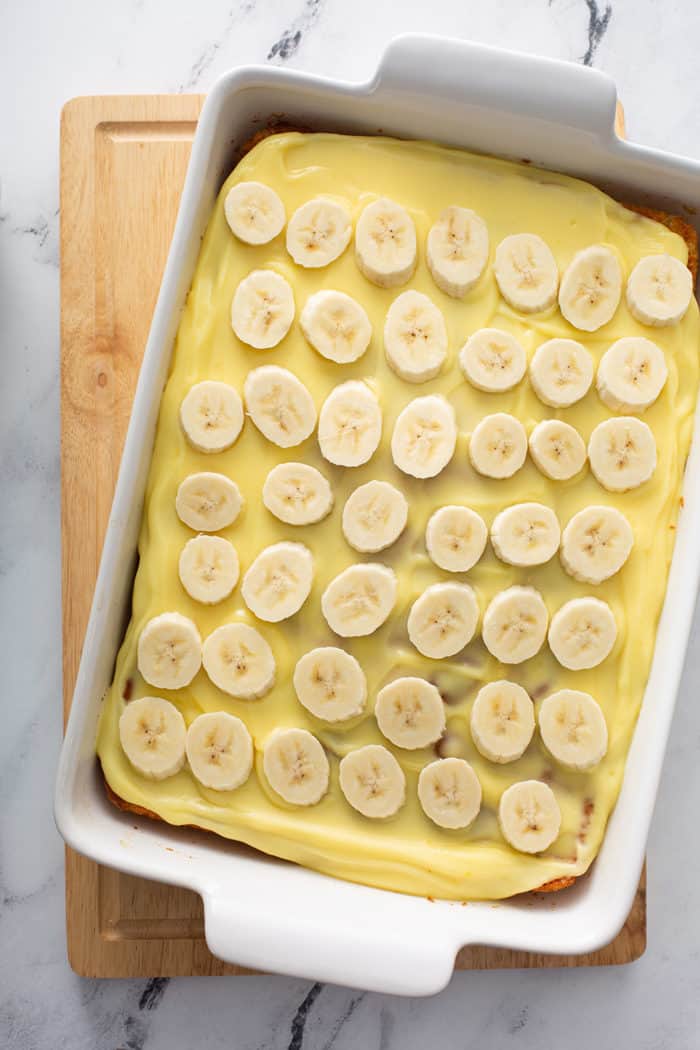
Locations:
60;94;645;977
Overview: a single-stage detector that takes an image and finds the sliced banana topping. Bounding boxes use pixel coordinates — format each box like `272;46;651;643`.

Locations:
262;462;333;526
482;586;548;665
375;677;446;750
558;245;622;332
321;563;397;638
185;711;253;791
224;181;286;245
425;505;487;573
588;416;657;492
384;290;448;383
339;744;406;818
300;290;372;364
318;380;382;467
426;206;489;298
498;780;561;854
560;505;634;584
596;336;668;413
176;472;243;533
459;328;526;393
494;233;559;313
180;381;244;453
293;646;367;722
469;412;527;479
178;535;239;604
548;597;617;670
528;419;587;481
244;365;317;448
202;622;275;699
418;757;482;829
286;198;352;268
391;394;457;479
538;689;608;771
119;696;187;780
355;197;417;288
490;502;561;567
263;728;330;805
407;581;480;659
231;269;295;349
137;612;202;690
626;253;693;327
342;480;408;553
529;337;594;407
470;680;535;763
241;541;313;622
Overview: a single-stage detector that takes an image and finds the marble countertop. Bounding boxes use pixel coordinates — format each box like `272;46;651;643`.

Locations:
2;0;700;1046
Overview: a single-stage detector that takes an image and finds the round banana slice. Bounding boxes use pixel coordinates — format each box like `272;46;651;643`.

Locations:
588;416;656;492
243;365;317;448
231;269;295;349
175;472;243;532
391;394;457;479
425;505;487;573
300;290;372;364
339;744;406;818
407;582;480;659
528;419;587;481
137;612;202;690
469;412;527;479
498;780;561;854
202;622;275;699
490;502;561;567
178;535;239;604
482;586;548;665
224;181;286;245
185;711;253;791
375;677;446;750
355;197;417;288
384;290;448;383
426;205;489;299
262;462;333;526
538;689;608;770
263;727;330;805
342;480;408;553
318;380;382;467
470;680;535;763
459;328;526;393
494;233;559;313
119;696;187;780
560;505;634;584
596;336;668;413
286;198;352;268
180;381;244;453
293;646;367;722
529;338;594;407
321;563;397;638
558;245;622;332
241;541;313;623
418;757;482;829
626;253;693;327
548;597;617;670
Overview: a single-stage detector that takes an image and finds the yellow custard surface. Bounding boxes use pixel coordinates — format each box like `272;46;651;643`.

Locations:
97;132;699;900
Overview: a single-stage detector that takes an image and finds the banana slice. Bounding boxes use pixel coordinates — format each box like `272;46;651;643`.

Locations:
179;381;244;453
286;198;352;268
425;505;487;573
482;586;548;665
375;677;446;749
185;711;253;791
459;328;526;393
263;727;330;805
339;744;406;818
293;646;367;722
384;290;448;383
529;338;594;407
469;412;527;479
318;380;382;467
528;419;587;481
558;245;622;332
391;394;457;479
244;365;316;448
355;197;417;288
262;462;333;526
178;535;239;604
175;472;243;532
342;480;408;553
137;612;202;689
202;622;275;699
560;505;633;584
626;253;693;327
407;582;480;659
548;597;617;670
596;336;668;413
494;233;559;313
321;563;397;638
241;541;313;623
300;290;372;364
499;780;561;854
119;696;187;780
426;206;489;298
588;416;656;492
490;502;561;567
231;269;295;349
417;757;482;829
470;680;535;763
224;181;286;245
538;689;608;770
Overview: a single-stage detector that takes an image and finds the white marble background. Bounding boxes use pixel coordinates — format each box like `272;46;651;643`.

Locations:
2;0;700;1046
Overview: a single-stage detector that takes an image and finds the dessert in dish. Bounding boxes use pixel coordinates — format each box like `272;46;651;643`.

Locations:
96;131;699;900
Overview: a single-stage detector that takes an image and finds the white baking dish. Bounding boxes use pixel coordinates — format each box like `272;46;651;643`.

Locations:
55;35;700;996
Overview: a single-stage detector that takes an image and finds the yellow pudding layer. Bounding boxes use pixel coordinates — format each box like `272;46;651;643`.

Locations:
97;132;699;899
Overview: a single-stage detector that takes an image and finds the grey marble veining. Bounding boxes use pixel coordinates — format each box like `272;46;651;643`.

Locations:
2;0;700;1047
